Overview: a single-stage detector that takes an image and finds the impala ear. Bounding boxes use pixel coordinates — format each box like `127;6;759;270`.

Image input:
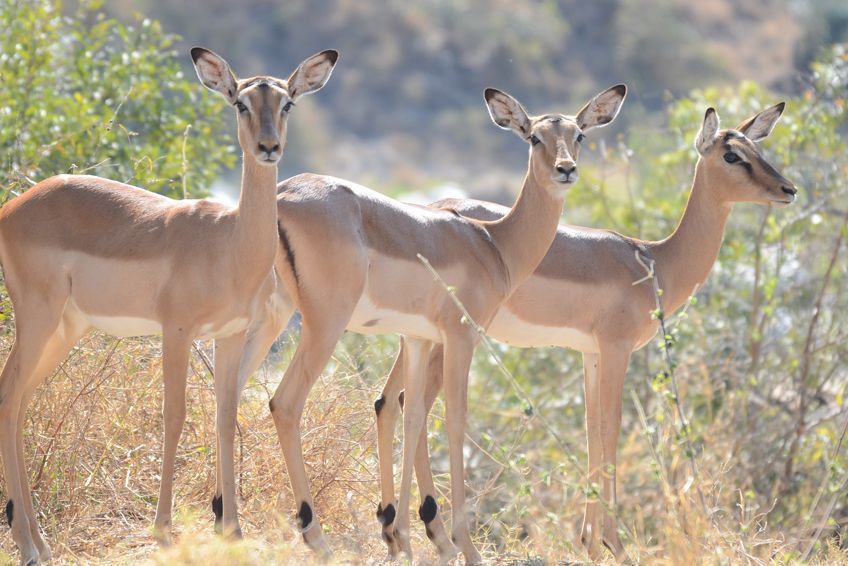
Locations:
575;84;627;131
191;47;238;105
735;102;785;142
287;49;339;100
694;107;721;155
484;88;532;140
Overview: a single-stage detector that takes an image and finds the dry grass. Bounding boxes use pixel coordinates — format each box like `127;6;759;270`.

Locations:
0;326;846;565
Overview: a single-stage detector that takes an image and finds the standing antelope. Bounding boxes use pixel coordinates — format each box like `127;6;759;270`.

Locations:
0;47;338;564
376;103;797;560
229;85;626;562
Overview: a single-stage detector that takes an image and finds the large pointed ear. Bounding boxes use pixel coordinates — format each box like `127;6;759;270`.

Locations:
735;102;785;142
287;49;339;101
575;84;627;131
191;47;238;104
484;88;532;140
694;107;721;155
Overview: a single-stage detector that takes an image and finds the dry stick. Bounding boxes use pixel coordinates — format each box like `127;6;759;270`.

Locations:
416;253;641;553
799;214;848;559
802;411;848;561
632;252;754;558
416;254;581;471
633;250;709;515
181;124;192;200
785;214;846;493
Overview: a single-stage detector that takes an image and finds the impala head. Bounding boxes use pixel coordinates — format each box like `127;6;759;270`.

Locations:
484;84;627;195
694;103;797;207
191;47;339;165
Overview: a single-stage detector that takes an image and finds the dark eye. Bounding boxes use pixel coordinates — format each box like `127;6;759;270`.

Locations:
577;133;585;143
235;101;248;114
529;134;541;146
282;101;294;113
724;152;740;164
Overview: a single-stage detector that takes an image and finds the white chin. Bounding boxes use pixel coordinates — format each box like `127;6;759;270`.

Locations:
769;199;793;209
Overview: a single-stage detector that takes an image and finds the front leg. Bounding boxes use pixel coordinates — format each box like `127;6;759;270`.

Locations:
392;338;432;560
411;343;457;561
580;352;603;557
212;303;292;532
441;334;483;564
153;327;193;544
596;343;630;560
212;331;248;539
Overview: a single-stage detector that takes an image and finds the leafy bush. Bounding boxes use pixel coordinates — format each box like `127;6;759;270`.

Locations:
0;0;235;201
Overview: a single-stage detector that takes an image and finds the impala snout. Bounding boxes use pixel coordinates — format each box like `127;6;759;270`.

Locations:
256;139;282;164
554;161;578;184
770;181;797;207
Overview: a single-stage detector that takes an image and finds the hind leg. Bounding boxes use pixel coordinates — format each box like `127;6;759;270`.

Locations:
269;306;351;557
15;311;88;561
0;293;74;564
374;343;404;557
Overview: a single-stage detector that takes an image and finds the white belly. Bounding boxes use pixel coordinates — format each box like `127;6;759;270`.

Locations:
197;317;250;340
488;307;598;352
84;313;163;337
347;294;442;342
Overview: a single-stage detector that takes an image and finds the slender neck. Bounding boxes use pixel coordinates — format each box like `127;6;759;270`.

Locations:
650;162;732;313
233;153;279;275
486;165;565;292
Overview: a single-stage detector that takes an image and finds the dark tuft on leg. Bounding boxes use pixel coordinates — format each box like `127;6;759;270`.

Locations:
5;500;12;527
297;501;313;530
419;494;437;523
268;398;275;413
376;502;396;526
398;390;405;409
382;530;394;544
212;494;223;522
374;395;386;415
426;525;435;540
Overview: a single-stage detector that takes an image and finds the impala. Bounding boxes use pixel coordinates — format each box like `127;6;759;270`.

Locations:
376;103;797;560
228;84;626;562
0;47;337;564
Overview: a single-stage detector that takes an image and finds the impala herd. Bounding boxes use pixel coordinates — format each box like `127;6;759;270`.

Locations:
0;46;796;564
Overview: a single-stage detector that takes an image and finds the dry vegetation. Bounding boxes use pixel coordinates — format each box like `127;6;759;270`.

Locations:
1;2;847;565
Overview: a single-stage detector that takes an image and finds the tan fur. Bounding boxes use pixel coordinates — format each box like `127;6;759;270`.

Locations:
232;85;627;562
0;47;338;564
375;104;796;560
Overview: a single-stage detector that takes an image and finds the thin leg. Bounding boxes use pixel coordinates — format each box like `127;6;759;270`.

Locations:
153;327;193;544
392;338;430;560
374;341;404;557
212;331;248;538
597;344;630;559
580;352;602;557
15;315;87;561
441;335;482;564
413;344;457;561
0;297;68;565
268;313;348;557
211;300;292;531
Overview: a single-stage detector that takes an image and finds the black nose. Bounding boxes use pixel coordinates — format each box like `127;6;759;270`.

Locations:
556;165;577;176
258;142;280;155
781;185;797;196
